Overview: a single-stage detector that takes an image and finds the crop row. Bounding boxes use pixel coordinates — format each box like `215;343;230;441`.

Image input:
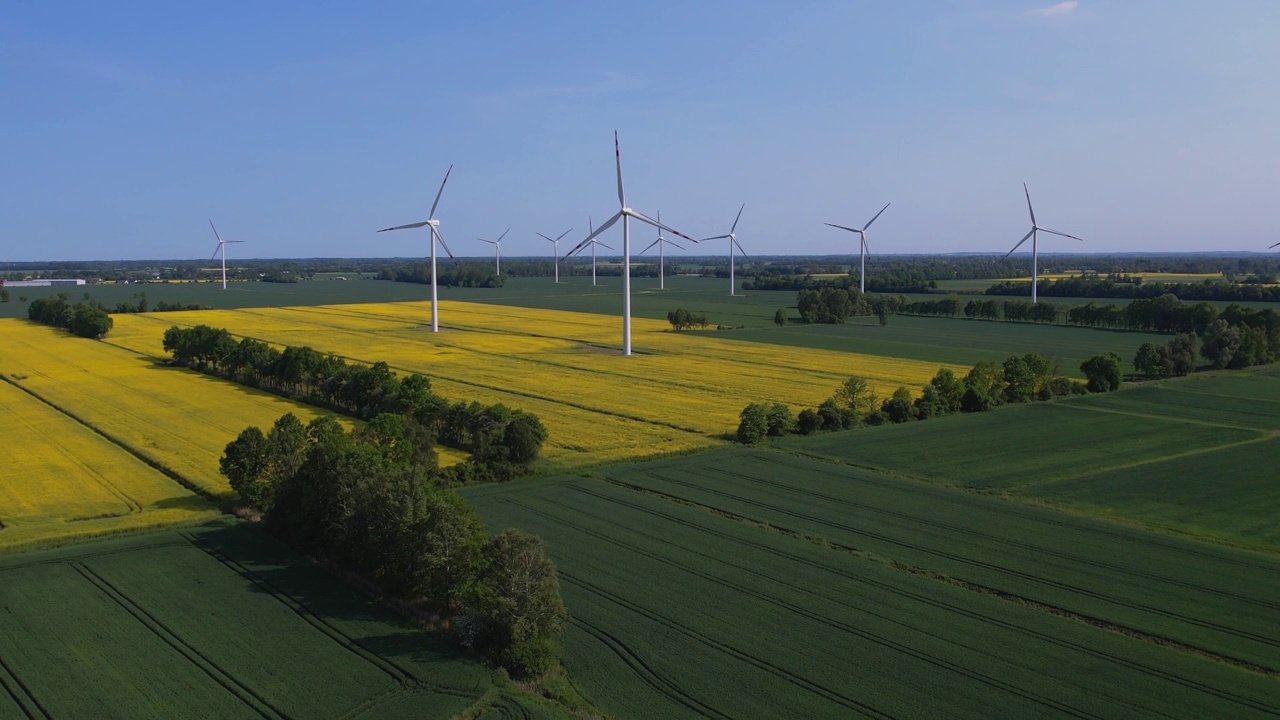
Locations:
608;448;1280;672
465;478;1280;719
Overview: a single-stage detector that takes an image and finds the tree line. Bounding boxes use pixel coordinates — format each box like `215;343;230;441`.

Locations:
379;263;506;288
221;411;567;677
986;276;1280;303
26;293;113;338
162;325;547;482
736;351;1123;443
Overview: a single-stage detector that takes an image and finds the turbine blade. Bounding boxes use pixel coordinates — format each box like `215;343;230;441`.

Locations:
434;227;457;264
1023;183;1036;226
639;239;661;255
227;240;245;244
701;234;731;241
589;215;594;233
429;164;453;220
729;203;745;234
208;220;222;243
595;241;615;251
211;245;221;260
555;227;574;242
629;209;697;243
732;238;749;260
862;202;890;231
862;236;870;255
563;211;621;260
537;232;555;242
824;222;860;233
497;227;510;242
1006;228;1035;256
1039;227;1083;241
479;239;496;245
1271;241;1280;249
379;220;430;232
666;240;686;251
614;130;625;208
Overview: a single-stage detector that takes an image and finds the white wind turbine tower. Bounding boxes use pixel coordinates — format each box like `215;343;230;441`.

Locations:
639;210;684;290
562;131;698;356
208;221;245;290
478;228;509;275
378;165;457;332
538;229;573;283
1005;184;1082;303
702;205;749;296
824;202;889;294
565;216;614;286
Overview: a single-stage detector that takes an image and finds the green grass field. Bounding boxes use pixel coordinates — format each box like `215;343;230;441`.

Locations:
464;473;1280;719
0;522;565;719
783;365;1280;549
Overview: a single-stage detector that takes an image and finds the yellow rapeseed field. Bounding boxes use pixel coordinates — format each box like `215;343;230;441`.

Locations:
109;301;959;468
0;319;349;498
0;379;217;550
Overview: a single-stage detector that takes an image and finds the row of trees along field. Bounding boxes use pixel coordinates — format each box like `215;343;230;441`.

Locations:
986;275;1280;302
26;293;112;338
737;351;1123;443
163;325;547;483
221;412;567;677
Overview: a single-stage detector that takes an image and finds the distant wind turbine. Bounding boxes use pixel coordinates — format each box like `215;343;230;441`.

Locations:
702;205;748;296
639;210;684;290
538;228;573;283
824;202;890;294
565;216;614;286
378;165;457;332
478;228;509;275
208;221;245;290
1005;184;1082;303
562;132;698;356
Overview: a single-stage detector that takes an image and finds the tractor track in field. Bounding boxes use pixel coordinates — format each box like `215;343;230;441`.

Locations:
509;486;1278;715
0;653;50;720
68;561;286;719
615;465;1280;668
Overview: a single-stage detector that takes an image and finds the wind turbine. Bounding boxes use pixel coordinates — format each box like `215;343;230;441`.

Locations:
639;210;684;290
565;216;614;286
208;221;245;290
478;228;509;275
1005;184;1082;303
538;228;573;283
378;165;457;332
824;202;889;294
561;131;698;356
702;205;748;296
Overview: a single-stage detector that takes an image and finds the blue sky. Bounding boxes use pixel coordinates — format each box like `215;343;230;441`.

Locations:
2;1;1278;261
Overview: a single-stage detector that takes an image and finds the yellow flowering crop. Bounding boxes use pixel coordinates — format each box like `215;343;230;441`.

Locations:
0;379;217;550
108;301;958;469
0;320;348;498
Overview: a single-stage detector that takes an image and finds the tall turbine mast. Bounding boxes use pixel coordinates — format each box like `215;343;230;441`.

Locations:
478;228;509;275
538;228;573;283
824;202;889;294
378;165;457;332
562;132;698;355
208;221;244;290
702;205;748;296
1005;184;1082;303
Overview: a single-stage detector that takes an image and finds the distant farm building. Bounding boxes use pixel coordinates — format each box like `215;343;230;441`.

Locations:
3;279;88;287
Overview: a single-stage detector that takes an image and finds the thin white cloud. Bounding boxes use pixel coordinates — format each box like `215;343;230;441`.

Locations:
1027;1;1079;18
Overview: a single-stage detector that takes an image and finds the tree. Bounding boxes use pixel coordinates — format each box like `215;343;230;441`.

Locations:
876;303;890;326
961;361;1006;412
474;529;568;676
736;403;770;443
764;403;797;436
1133;342;1167;379
1167;333;1199;375
69;304;113;338
881;386;916;423
1002;355;1037;403
1080;352;1123;392
503;411;547;464
406;490;488;611
774;308;787;326
817;398;855;430
1201;319;1241;370
220;426;273;508
833;376;877;417
0;288;9;303
796;408;823;434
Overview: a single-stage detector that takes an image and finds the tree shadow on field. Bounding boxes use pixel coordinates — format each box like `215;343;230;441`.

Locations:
186;523;481;682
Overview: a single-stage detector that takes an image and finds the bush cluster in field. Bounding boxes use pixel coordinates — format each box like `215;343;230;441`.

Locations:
736;351;1127;443
26;293;112;338
222;413;567;678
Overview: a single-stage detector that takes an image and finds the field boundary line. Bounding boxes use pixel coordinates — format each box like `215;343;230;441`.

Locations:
0;375;219;503
1057;400;1271;432
600;477;1280;682
68;561;286;719
0;654;50;720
